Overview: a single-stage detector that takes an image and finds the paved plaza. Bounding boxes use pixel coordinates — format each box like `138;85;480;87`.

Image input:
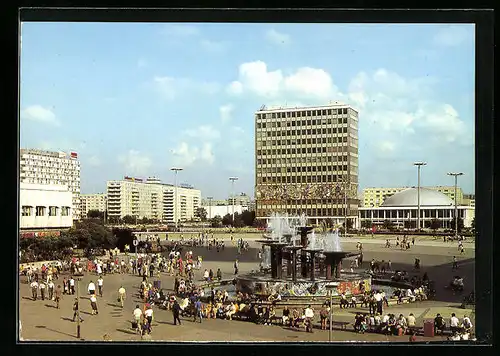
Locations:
19;236;474;342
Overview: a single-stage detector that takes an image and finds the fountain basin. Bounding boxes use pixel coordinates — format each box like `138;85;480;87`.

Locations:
235;272;372;297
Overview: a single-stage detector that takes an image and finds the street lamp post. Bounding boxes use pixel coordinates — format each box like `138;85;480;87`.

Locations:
76;277;81;339
325;285;335;341
207;196;213;220
413;162;427;231
447;172;464;239
171;167;183;231
229;177;238;226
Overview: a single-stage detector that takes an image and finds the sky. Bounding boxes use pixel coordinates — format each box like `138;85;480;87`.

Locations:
20;22;475;199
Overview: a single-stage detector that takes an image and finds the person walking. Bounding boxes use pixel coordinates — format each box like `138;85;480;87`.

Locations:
133;305;143;334
118;286;126;308
87;280;96;296
39;281;46;301
90;294;99;315
234;259;239;275
54;284;62;309
193;299;202;323
69;277;75;295
144;306;154;333
47;280;55;300
172;299;182;325
216;268;222;281
97;276;103;297
30;279;39;301
452;256;458;270
72;298;84;323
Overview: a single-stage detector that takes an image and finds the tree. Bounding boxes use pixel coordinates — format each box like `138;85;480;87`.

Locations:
122;215;136;225
210;215;222;228
108;216;121;224
471;217;475;233
450;217;464;233
195;207;208;221
221;213;233;226
361;220;372;229
113;227;135;252
323;218;335;228
241;210;256;227
253;218;266;228
430;218;441;232
87;209;104;219
382;219;394;231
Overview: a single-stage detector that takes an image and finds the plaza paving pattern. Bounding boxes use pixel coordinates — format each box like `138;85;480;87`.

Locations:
19;236;474;342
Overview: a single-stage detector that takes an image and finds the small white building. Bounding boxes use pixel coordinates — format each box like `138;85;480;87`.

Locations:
204;205;249;219
20;183;73;229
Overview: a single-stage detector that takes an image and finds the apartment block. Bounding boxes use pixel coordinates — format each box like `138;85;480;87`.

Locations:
20;149;81;220
362;186;465;208
254;103;359;225
80;193;107;217
106;176;201;224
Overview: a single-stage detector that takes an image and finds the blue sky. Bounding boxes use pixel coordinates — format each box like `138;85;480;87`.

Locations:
20;23;475;199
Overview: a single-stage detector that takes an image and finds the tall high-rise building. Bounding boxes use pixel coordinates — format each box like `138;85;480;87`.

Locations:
254;103;359;225
20;149;81;221
362;186;464;207
106;176;201;224
80;193;107;217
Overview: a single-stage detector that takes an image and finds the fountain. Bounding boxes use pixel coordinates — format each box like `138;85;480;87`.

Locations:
236;214;372;299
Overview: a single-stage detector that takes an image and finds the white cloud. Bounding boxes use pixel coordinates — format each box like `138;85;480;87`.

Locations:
198;82;221;95
21;105;60;126
345;68;471;146
87;155;101;167
153;76;177;100
226;81;243;95
219;104;234;123
163;24;200;37
433;25;472;47
171;142;215;166
183;125;221;141
265;29;291;45
227;61;341;100
378;141;395;153
153;77;219;100
200;39;227;53
118;150;152;175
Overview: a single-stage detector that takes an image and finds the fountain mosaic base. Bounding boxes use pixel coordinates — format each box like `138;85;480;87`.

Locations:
236;273;372;297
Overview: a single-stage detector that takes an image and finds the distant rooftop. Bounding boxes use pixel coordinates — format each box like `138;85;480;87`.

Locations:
256;101;352;113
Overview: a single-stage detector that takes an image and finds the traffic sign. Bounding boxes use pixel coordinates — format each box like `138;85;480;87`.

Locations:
133;239;138;246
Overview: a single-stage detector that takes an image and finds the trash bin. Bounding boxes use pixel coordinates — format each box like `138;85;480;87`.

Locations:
153;280;161;290
423;320;435;337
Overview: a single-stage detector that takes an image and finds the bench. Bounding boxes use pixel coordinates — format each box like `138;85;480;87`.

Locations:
269;316;283;326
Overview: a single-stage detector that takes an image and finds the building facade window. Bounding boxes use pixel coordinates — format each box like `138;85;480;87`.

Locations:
61;207;71;216
36;206;46;216
22;206;32;216
49;206;58;216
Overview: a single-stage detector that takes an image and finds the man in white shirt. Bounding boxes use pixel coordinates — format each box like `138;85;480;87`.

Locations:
47;280;55;300
144;307;154;328
407;313;416;327
133;305;143;333
88;281;96;295
374;291;383;314
450;313;460;334
462;315;472;332
39;281;46;300
304;305;314;333
118;286;126;308
30;280;39;300
97;277;104;297
69;277;75;295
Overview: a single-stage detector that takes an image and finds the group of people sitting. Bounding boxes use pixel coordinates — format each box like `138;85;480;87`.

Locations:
353;312;417;335
434;313;473;338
